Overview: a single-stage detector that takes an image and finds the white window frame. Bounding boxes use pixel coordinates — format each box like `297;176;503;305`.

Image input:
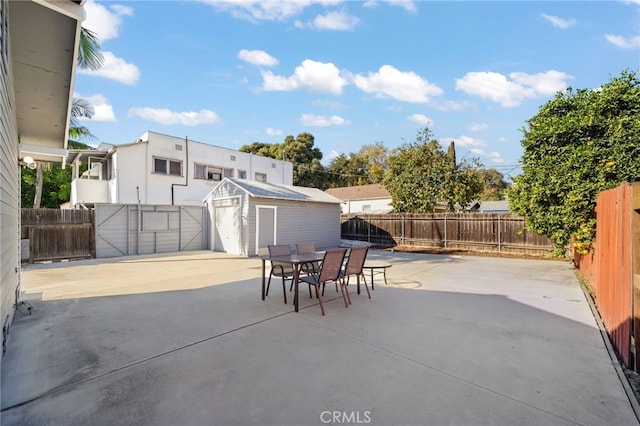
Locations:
153;157;182;176
195;163;233;181
255;172;267;183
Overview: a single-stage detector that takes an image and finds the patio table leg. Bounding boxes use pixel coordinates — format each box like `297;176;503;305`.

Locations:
261;258;266;300
294;264;301;312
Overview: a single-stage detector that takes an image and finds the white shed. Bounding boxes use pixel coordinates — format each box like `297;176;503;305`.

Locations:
204;178;342;256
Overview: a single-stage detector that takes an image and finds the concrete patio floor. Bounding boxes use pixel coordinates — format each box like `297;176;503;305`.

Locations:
1;250;638;426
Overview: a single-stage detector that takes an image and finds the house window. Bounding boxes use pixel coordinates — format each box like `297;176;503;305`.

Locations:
195;164;233;181
255;172;267;183
362;205;371;212
238;170;247;179
154;157;182;176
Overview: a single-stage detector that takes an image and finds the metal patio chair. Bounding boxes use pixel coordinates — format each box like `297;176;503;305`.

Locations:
299;248;348;315
338;246;370;303
267;244;295;304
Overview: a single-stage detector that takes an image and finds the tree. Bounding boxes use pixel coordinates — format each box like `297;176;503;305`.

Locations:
282;133;327;188
21;164;73;208
240;132;329;188
507;69;640;256
238;141;279;159
476;168;509;201
327;142;388;187
384;128;483;212
77;27;104;71
68;96;96;145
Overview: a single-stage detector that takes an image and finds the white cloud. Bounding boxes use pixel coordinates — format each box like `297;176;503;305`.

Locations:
449;136;487;148
198;0;342;22
540;14;576;29
468;122;488;132
300;114;351;126
127;107;221;126
261;60;348;94
351;65;443;103
470;148;506;164
78;52;140;85
326;149;341;163
407;114;433;126
387;0;417;13
364;0;417;13
237;49;279;67
605;34;640;49
266;127;283;136
78;94;116;122
310;11;360;31
455;70;573;107
83;0;133;42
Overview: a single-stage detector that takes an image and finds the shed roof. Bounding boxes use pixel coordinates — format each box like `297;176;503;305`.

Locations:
206;178;342;204
325;184;391;201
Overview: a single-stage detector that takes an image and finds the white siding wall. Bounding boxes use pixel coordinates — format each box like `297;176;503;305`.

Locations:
0;2;19;355
113;143;149;204
343;198;392;213
247;199;341;254
109;132;293;206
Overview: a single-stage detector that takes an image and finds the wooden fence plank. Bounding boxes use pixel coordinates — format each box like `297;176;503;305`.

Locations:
341;213;554;256
21;209;94;262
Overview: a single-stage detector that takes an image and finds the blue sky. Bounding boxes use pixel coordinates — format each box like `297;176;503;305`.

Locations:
76;0;640;179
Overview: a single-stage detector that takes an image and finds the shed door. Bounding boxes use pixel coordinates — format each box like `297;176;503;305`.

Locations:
256;206;276;255
214;206;241;255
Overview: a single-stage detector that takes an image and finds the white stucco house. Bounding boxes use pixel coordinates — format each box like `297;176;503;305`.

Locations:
205;178;342;256
1;0;83;354
66;130;293;207
325;184;393;214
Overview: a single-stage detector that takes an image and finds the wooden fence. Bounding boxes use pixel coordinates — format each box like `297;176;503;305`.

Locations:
21;209;95;263
341;213;554;256
574;182;639;370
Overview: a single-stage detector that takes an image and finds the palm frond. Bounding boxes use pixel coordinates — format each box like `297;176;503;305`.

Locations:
77;27;104;71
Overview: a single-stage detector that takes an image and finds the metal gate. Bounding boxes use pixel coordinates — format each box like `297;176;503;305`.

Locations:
95;204;207;258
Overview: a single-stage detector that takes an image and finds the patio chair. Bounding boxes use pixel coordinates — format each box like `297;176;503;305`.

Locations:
296;242;322;281
267;244;295;304
299;248;348;315
338;246;370;302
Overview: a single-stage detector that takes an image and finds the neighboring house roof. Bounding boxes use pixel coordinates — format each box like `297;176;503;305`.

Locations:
325;184;391;201
13;0;84;164
206;178;342;204
469;200;510;213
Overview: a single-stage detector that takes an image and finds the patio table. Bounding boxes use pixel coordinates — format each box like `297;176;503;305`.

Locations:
362;261;391;290
260;251;327;312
